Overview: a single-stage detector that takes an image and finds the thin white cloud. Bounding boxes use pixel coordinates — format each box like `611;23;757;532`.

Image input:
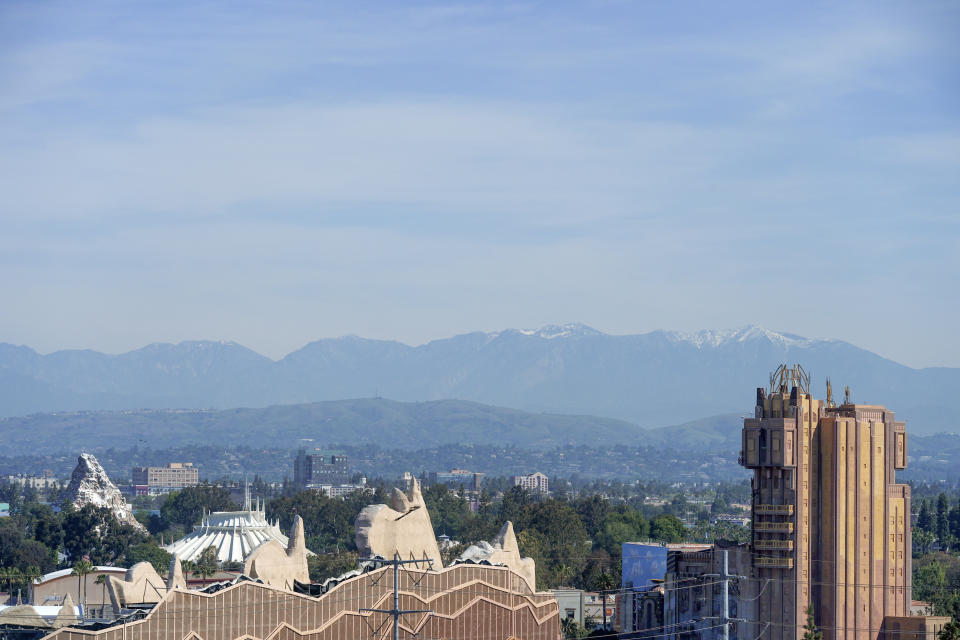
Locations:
0;0;957;368
0;100;754;223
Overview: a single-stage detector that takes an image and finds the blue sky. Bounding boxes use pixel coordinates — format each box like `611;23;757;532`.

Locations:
1;1;958;367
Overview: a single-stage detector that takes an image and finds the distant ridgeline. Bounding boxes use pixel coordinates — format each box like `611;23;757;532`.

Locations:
0;324;956;432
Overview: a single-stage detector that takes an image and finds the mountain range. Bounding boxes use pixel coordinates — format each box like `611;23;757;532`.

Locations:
1;324;956;434
0;398;693;454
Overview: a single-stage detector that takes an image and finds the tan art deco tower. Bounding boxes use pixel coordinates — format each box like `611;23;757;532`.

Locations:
740;365;910;640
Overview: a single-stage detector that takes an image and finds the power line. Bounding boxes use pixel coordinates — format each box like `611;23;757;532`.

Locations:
703;550;747;640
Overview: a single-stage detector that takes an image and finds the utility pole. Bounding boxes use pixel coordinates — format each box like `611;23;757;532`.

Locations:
705;550;746;640
360;553;433;640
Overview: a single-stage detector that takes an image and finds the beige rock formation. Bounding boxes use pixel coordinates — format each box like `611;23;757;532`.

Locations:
243;515;309;589
167;555;186;591
0;594;78;629
0;605;53;628
106;562;168;608
52;594;80;628
457;521;537;590
354;478;442;569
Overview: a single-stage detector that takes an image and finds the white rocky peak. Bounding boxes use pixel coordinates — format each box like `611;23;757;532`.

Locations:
65;453;145;532
455;521;536;590
534;323;602;339
493;323;603;340
136;340;245;355
665;325;821;349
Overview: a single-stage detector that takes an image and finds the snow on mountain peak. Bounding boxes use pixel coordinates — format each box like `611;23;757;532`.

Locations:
666;326;820;349
535;323;602;339
493;323;603;340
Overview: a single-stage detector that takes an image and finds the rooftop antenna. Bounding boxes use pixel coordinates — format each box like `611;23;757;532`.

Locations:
826;377;835;408
844;385;851;404
769;364;810;395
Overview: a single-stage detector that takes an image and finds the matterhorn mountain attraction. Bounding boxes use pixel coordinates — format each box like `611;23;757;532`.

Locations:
64;452;146;532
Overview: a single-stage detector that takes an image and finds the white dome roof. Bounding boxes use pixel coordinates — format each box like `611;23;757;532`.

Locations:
164;498;290;564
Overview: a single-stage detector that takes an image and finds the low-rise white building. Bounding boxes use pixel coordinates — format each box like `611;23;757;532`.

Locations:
553;589;616;629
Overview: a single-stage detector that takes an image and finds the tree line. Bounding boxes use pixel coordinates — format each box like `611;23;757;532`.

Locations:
1;478;748;597
915;493;960;553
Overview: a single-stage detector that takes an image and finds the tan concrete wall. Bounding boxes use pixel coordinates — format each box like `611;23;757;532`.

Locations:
32;570;125;607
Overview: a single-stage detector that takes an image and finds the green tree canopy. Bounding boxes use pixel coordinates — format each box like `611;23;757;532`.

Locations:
0;518;55;573
497;486;533;528
195;546;219;580
308;552;359;583
61;504;148;563
160;484;236;530
16;503;64;553
650;514;685;543
595;508;649;555
802;604;822;640
918;499;934;531
126;542;173;574
939;620;960;640
937;493;951;543
914;553;960;620
950;499;960;541
574;495;611;540
267;489;383;553
423;484;475;539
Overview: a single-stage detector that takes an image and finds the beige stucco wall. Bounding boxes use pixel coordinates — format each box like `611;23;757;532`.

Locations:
32;569;126;607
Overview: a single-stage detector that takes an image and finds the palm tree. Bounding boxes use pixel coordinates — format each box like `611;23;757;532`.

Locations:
181;560;198;585
0;567;23;603
71;559;94;614
20;566;42;604
593;571;616;630
195;547;219;583
95;574;108;617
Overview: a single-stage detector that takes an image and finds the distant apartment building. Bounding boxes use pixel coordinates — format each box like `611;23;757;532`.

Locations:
512;472;549;494
312;482;373;499
131;462;199;496
5;474;61;490
293;449;350;486
428;469;484;491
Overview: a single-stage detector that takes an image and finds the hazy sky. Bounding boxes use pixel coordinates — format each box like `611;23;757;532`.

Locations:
1;1;958;367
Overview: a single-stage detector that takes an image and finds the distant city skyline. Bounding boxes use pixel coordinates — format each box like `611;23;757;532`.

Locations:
1;2;957;368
